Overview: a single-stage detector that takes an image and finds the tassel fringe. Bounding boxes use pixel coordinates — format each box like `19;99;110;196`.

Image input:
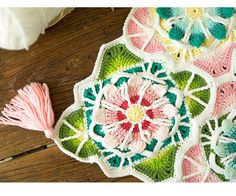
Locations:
0;83;55;139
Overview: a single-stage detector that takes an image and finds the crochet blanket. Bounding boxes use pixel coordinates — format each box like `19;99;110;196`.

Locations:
54;8;236;182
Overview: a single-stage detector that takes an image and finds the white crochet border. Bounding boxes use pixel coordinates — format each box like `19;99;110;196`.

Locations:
54;8;236;182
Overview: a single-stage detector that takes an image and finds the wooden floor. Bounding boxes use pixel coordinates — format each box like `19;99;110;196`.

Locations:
0;8;141;182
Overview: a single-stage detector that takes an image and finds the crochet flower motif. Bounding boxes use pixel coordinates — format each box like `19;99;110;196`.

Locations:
124;8;236;62
82;61;190;168
157;7;236;48
93;75;177;154
215;120;236;180
199;109;236;181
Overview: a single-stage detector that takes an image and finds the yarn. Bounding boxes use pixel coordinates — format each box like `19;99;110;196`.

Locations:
82;61;190;168
193;44;236;77
98;44;141;80
124;7;236;63
181;144;220;182
0;8;68;50
134;145;179;182
0;83;55;139
213;82;236;117
1;7;236;182
200;110;236;181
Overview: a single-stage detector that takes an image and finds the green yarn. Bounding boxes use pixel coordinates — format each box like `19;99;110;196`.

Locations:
218;8;235;19
169;26;185;41
189;33;205;48
171;71;191;91
200;116;229;181
62;136;84;154
59;109;85;139
98;44;142;80
58;108;99;158
171;71;210;117
66;109;85;131
192;89;210;104
186;97;204;117
189;74;208;90
62;137;99;158
134;145;178;182
209;23;226;39
156;8;173;19
59;123;77;139
78;139;100;158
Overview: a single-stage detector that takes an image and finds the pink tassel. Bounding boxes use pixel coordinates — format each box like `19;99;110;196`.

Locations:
0;83;55;139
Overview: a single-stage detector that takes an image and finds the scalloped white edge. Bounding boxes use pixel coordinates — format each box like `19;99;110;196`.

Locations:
53;9;236;182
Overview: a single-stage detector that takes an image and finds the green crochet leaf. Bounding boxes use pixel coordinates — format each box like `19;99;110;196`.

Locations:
171;71;210;117
58;109;99;158
98;44;142;80
134;145;179;182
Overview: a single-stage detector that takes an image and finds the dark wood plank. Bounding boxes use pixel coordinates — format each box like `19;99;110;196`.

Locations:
0;145;139;182
0;8;130;160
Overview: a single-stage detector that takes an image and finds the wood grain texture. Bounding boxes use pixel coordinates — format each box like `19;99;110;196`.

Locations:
0;146;140;182
0;8;140;182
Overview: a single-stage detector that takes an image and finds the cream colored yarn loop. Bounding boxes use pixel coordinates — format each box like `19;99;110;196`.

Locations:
0;8;68;50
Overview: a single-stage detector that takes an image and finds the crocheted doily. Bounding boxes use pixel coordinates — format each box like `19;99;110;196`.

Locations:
54;8;236;182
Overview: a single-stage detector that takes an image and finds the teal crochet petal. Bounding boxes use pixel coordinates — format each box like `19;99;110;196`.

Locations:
222;120;236;140
204;18;226;39
225;160;236;180
156;7;184;19
169;19;188;41
215;142;236;157
217;7;235;19
189;33;205;48
156;8;173;19
189;23;205;48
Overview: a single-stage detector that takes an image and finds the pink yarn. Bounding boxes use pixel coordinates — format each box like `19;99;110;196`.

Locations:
213;82;236;117
182;144;220;182
193;44;236;77
127;8;165;53
0;83;55;139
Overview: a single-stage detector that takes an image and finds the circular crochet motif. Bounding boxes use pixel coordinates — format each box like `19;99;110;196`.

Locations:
175;142;220;182
157;8;235;47
124;8;236;62
200;109;236;181
83;62;191;168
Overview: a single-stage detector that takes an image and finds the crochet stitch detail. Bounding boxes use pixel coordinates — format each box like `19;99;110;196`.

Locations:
124;8;236;63
53;8;236;182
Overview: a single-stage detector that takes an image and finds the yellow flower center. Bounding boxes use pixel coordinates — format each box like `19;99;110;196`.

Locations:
127;105;145;124
186;8;204;20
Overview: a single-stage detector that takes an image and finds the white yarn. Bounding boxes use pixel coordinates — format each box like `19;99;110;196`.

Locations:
0;8;64;50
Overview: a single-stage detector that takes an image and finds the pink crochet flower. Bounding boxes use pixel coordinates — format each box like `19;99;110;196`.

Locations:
93;75;178;154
